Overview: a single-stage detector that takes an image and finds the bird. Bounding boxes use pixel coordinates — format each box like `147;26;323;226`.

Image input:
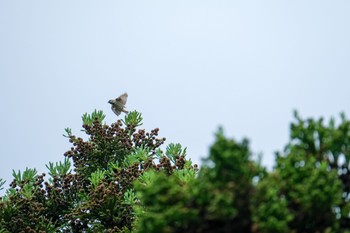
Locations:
108;93;129;116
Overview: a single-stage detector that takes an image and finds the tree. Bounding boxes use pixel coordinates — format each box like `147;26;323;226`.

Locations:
287;111;350;231
133;112;350;233
253;111;349;233
0;110;195;232
134;128;263;233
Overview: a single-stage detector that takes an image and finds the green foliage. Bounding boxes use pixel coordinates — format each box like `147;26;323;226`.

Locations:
0;110;171;232
123;189;137;206
164;143;187;164
82;109;106;126
12;167;37;186
193;128;263;232
134;170;198;233
133;128;262;233
132;112;350;233
122;110;143;127
134;144;198;232
0;180;5;191
63;127;72;138
286;111;350;230
88;169;105;190
252;172;293;233
1;109;350;233
122;147;150;167
45;157;71;178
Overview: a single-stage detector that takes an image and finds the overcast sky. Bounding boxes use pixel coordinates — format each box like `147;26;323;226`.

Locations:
1;1;350;190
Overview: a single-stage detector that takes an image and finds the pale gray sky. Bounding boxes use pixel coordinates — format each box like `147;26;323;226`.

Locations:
1;1;350;190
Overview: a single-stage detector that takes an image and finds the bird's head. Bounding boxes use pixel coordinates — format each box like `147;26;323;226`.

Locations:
108;99;115;105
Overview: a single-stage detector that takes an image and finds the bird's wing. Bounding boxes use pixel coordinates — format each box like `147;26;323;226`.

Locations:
117;93;128;105
111;106;121;116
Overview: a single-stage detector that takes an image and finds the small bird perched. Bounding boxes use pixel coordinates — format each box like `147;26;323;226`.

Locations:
108;93;129;116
